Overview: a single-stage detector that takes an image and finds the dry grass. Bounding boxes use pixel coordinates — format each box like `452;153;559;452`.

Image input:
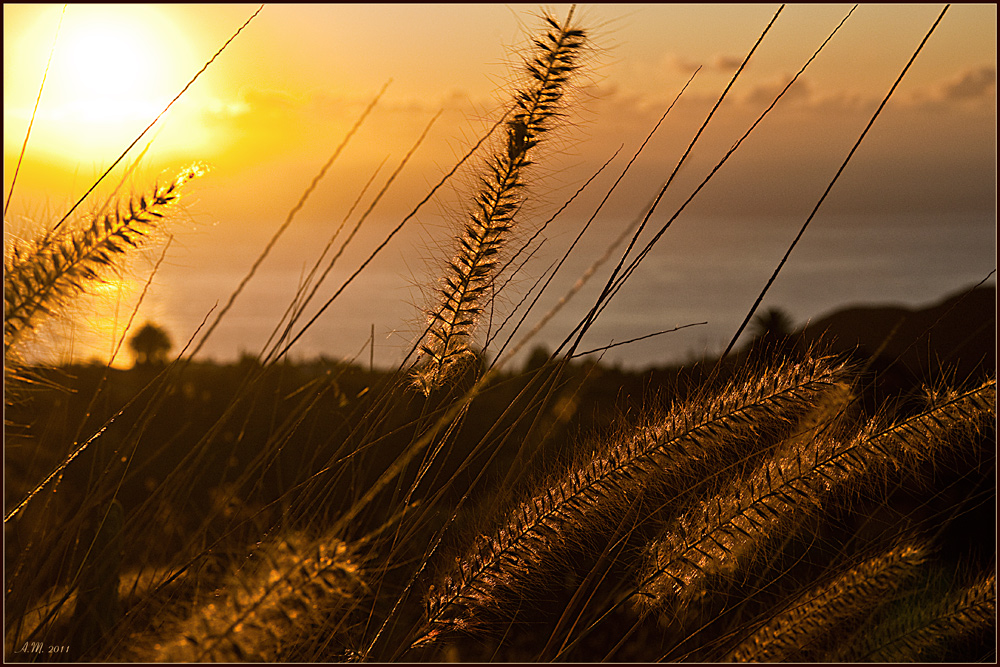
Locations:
3;5;994;664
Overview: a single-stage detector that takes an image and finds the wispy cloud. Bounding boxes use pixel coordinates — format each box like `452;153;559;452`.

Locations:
902;64;997;109
733;65;998;113
711;54;744;72
742;75;814;108
939;65;996;102
664;53;745;76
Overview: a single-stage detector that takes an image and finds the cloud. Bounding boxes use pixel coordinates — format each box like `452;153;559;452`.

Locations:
704;64;997;117
200;88;306;124
735;74;887;115
742;75;814;108
735;65;998;115
902;65;997;109
198;85;457;132
203;99;251;120
711;55;743;72
664;53;744;75
940;65;996;101
665;54;701;75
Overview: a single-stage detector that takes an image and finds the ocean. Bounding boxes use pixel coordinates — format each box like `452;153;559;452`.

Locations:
36;209;996;371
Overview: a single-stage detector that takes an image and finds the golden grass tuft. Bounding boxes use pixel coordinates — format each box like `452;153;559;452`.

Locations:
727;541;932;662
3;5;993;664
418;354;849;644
412;11;588;395
637;378;996;619
110;531;365;662
4;165;203;358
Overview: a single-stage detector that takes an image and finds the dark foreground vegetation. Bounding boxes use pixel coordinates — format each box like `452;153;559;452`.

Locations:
5;285;995;662
4;6;995;663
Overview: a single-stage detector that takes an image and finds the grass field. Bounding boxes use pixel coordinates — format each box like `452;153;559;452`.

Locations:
4;5;995;662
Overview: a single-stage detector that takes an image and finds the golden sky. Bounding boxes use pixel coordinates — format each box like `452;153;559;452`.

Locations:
5;4;995;208
3;4;997;366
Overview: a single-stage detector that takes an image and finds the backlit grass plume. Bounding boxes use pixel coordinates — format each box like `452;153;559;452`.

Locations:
637;378;995;619
4;5;993;664
3;165;203;358
412;10;587;394
726;541;932;662
417;354;848;645
111;531;365;662
840;570;996;662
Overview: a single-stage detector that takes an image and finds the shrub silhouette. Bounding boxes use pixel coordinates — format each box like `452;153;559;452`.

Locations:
747;307;802;361
524;344;553;373
128;322;172;368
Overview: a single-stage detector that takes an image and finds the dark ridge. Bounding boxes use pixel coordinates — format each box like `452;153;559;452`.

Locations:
798;283;995;389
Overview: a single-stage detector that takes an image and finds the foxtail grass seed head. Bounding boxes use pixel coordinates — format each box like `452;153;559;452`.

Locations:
727;542;932;662
4;165;204;357
842;570;997;662
114;532;364;662
419;354;849;642
412;13;587;395
636;378;996;620
4;6;994;665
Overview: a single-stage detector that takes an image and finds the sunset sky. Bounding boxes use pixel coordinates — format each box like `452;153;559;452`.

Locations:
3;4;996;368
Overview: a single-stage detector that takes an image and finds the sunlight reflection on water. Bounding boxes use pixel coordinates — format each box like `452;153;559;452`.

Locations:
32;210;995;370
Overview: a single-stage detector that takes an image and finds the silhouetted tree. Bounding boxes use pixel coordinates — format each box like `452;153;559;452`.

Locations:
748;308;802;361
524;345;553;374
129;322;172;367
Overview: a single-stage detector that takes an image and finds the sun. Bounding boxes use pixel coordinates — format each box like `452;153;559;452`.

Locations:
51;10;168;122
4;5;200;162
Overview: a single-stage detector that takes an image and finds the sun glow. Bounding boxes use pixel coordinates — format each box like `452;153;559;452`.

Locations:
4;5;201;162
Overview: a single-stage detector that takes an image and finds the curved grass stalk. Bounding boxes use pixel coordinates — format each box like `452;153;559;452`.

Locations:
418;355;847;644
638;379;995;616
727;542;931;662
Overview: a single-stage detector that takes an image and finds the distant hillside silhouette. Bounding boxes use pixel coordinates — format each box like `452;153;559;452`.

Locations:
798;283;995;392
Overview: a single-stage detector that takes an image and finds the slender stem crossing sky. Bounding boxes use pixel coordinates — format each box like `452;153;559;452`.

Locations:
3;4;996;367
